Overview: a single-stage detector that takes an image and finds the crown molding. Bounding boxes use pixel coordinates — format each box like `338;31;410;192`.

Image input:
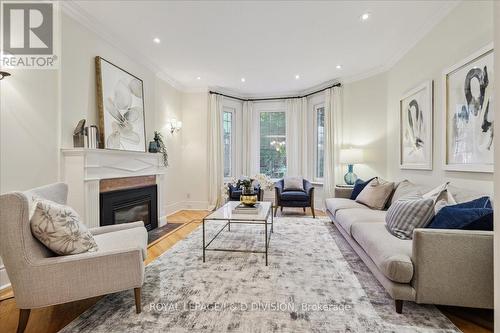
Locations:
61;0;186;92
342;0;459;84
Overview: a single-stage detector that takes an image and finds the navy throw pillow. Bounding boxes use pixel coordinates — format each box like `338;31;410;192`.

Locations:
350;177;376;200
452;196;492;209
427;197;493;231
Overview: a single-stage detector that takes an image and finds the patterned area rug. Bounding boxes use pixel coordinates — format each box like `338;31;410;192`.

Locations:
61;217;459;332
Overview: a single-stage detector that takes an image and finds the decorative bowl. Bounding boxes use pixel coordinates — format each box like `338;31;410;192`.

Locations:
240;194;258;206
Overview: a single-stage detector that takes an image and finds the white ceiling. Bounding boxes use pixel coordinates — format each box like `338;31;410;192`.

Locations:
68;0;458;96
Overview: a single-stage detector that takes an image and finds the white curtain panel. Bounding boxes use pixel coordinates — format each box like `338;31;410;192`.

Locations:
285;97;307;177
323;86;343;198
242;100;255;176
207;94;224;209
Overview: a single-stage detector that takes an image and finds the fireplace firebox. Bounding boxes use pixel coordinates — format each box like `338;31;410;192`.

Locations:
100;185;158;231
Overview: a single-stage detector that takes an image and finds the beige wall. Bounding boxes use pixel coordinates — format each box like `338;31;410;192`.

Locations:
155;79;184;215
0;70;60;193
494;1;499;330
61;13;157;148
386;1;494;192
61;13;185;215
0;69;60;290
343;72;388;181
180;92;209;209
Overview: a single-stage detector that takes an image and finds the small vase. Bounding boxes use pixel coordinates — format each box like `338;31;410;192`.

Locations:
148;141;159;153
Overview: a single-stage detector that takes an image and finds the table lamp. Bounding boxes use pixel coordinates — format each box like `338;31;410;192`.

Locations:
339;148;364;185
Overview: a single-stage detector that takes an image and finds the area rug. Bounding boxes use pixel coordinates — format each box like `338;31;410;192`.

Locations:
61;217;459;332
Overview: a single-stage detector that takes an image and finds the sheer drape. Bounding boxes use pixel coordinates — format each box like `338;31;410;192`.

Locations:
285;97;307;177
323;86;343;198
242;101;256;176
207;94;224;209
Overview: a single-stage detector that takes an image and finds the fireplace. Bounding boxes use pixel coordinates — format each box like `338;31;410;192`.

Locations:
100;184;158;231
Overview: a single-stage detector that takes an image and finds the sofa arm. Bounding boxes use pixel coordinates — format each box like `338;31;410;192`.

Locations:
412;228;493;308
89;221;145;235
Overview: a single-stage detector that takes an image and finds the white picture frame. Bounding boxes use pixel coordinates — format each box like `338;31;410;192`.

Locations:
399;80;433;170
442;43;494;173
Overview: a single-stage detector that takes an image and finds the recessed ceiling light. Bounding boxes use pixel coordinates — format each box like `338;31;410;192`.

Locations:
241;77;246;82
196;76;201;80
336;65;342;69
153;37;161;44
295;74;300;80
361;12;370;21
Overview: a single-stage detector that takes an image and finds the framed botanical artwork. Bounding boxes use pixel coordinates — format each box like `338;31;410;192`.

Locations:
95;56;146;152
442;44;494;173
399;80;433;170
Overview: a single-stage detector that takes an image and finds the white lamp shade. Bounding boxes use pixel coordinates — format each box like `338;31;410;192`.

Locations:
339;148;364;164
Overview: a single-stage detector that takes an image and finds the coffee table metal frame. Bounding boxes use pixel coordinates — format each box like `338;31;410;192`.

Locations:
202;201;273;266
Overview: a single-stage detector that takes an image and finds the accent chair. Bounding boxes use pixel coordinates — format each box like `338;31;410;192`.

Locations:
0;183;147;333
274;178;315;218
228;183;263;201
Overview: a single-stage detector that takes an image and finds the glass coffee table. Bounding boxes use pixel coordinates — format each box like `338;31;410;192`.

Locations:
202;201;273;266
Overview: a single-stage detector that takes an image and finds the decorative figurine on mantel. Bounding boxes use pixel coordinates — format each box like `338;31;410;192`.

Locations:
149;131;169;167
73;119;86;148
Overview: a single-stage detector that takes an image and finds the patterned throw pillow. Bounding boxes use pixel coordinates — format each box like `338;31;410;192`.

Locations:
385;196;435;240
30;199;99;255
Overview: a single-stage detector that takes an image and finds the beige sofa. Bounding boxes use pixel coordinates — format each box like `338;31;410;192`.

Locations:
326;184;494;313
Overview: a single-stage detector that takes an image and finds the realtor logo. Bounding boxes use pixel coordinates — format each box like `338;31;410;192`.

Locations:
1;1;58;68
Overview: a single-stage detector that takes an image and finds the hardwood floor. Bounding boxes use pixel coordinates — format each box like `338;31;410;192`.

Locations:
0;208;492;333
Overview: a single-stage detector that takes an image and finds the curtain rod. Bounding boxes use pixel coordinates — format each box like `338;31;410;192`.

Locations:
209;82;341;102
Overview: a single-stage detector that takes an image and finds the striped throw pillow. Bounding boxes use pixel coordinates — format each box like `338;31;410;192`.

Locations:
385;196;435;240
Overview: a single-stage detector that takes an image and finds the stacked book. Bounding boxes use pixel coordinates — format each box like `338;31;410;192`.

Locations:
232;202;260;214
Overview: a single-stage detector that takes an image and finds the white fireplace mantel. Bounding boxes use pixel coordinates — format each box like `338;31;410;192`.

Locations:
61;148;167;228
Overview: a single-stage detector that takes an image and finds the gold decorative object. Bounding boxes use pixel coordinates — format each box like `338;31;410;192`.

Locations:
240;194;258;206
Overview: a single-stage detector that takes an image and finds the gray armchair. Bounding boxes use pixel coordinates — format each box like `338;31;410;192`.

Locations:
0;183;147;333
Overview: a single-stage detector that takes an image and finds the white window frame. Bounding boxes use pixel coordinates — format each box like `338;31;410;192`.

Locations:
313;102;325;183
223;106;236;179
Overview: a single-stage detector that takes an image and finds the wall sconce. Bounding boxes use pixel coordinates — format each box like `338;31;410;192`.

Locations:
166;119;182;135
0;71;11;80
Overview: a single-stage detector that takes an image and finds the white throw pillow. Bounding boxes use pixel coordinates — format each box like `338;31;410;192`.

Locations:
30;199;98;255
355;178;394;210
284;176;304;191
422;182;456;213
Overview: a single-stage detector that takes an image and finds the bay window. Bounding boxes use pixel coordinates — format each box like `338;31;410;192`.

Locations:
259;111;286;178
223;108;234;177
314;104;325;180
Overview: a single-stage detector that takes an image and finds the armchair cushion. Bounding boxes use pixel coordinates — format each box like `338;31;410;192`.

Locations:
280;191;309;202
30;199;99;255
94;224;148;260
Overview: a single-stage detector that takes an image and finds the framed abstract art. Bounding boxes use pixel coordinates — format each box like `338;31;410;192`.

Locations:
95;56;147;152
399;80;433;170
442;44;494;173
